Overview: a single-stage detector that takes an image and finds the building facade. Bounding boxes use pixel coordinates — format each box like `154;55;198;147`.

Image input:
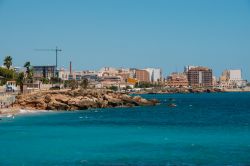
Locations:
144;68;162;82
166;72;189;87
98;67;118;77
58;69;98;81
58;68;70;81
187;67;213;87
219;69;246;88
33;66;56;80
135;70;150;82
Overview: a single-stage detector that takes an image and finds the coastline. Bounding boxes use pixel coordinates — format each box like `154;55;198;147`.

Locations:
0;107;20;116
0;107;50;117
1;88;250;116
0;89;159;116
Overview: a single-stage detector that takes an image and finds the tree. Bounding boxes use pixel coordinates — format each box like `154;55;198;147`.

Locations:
69;80;78;90
24;61;33;81
135;82;153;88
41;78;50;84
125;85;132;90
64;80;78;90
0;67;16;85
16;72;25;93
108;85;118;91
24;61;31;72
50;77;62;84
80;79;88;89
3;56;12;69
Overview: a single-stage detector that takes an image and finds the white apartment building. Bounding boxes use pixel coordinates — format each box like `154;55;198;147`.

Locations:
58;68;70;81
98;67;118;77
228;70;242;81
219;69;246;88
144;68;162;82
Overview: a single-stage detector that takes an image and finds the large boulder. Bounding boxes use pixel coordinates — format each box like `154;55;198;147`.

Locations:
54;94;69;104
76;98;98;109
44;94;52;103
47;100;70;110
67;98;81;106
18;97;47;109
133;96;142;102
104;94;123;107
97;100;109;108
36;101;47;110
121;95;139;106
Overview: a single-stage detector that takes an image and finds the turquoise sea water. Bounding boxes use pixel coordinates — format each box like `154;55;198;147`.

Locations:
1;93;250;166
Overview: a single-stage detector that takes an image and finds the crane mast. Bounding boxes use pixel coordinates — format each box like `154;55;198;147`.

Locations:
35;46;62;78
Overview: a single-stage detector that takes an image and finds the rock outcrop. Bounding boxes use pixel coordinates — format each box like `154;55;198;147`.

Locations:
14;89;159;111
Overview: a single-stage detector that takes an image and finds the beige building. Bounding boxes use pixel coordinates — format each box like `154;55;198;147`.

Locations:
99;76;122;87
98;67;118;77
166;72;189;87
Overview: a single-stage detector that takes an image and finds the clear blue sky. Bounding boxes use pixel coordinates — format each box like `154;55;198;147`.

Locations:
0;0;250;79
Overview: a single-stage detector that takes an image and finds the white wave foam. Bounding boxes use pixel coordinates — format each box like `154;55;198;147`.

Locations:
19;109;48;114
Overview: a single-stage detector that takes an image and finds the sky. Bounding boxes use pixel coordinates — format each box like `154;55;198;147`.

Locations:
0;0;250;79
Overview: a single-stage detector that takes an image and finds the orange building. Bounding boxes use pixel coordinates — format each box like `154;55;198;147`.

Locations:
135;70;150;82
127;77;138;84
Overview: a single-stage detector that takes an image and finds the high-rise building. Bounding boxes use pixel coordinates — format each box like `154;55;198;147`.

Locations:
135;70;150;82
144;68;162;82
187;67;213;87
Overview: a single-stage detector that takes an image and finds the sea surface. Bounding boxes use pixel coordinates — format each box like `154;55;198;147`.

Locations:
1;93;250;166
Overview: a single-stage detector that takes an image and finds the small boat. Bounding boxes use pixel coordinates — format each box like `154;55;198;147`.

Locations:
168;103;177;107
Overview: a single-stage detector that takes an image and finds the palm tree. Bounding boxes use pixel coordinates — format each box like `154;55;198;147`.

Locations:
24;61;31;74
24;61;30;68
24;61;33;82
3;56;12;69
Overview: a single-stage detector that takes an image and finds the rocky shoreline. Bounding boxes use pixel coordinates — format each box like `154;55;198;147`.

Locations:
12;89;159;111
